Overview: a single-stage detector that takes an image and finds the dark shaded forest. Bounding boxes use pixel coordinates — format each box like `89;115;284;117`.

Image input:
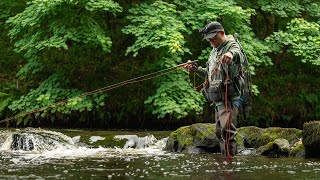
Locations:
0;0;319;130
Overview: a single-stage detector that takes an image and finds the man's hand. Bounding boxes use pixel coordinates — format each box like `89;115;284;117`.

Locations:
220;52;233;64
182;60;198;71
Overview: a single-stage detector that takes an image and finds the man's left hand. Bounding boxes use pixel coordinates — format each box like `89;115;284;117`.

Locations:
221;52;233;64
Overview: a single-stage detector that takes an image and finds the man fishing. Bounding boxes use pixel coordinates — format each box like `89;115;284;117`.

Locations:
184;21;245;157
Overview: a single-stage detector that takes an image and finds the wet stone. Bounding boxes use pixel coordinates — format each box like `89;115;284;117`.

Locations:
303;121;320;158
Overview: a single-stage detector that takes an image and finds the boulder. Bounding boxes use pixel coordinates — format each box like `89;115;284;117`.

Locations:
7;128;76;151
238;126;302;148
257;138;290;157
303;121;320;157
289;140;305;157
166;123;304;157
165;123;220;153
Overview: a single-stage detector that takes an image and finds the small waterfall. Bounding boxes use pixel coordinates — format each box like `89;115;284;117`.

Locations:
0;128;169;161
0;128;76;152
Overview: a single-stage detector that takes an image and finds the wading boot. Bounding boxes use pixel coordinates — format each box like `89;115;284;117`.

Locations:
228;141;237;156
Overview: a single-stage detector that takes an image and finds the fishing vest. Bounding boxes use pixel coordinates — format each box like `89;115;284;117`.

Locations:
202;35;245;104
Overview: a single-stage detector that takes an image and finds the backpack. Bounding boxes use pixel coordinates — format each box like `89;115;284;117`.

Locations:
234;33;252;120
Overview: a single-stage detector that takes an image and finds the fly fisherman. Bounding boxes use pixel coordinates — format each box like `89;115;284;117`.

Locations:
184;22;245;157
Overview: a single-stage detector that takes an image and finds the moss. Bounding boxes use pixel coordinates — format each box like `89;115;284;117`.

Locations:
303;121;320;145
258;140;290;157
239;126;301;148
303;121;320;157
175;126;193;151
167;126;194;151
290;143;304;157
192;123;215;140
166;123;217;152
236;133;244;150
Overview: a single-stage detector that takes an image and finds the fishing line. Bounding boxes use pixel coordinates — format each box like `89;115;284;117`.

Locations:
0;61;194;124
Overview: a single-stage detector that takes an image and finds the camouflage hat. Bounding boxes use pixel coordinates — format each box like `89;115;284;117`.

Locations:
199;21;224;40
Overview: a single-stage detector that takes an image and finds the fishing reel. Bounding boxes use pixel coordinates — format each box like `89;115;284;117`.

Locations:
186;60;199;71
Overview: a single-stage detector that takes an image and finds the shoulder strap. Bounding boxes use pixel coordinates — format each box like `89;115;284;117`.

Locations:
234;33;252;92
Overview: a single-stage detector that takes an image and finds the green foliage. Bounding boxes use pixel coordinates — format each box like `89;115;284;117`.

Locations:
0;0;26;28
174;0;272;69
144;55;204;119
16;58;42;79
0;92;12;115
1;0;320;128
3;0;121;125
7;0;122;78
266;18;320;65
123;1;204;119
122;1;188;57
250;58;320;128
176;0;271;96
304;2;320;21
123;0;272;119
258;0;302;17
174;0;253;32
8;72;107;125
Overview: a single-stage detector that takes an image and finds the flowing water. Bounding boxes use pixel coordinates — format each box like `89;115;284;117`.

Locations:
0;128;320;179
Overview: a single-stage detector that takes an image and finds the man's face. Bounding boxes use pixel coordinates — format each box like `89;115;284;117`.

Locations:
206;32;222;48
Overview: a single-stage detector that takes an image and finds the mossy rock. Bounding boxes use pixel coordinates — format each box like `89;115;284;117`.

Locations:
236;132;245;152
165;123;220;153
238;126;302;148
166;123;246;154
257;138;290;158
303;121;320;157
290;141;305;157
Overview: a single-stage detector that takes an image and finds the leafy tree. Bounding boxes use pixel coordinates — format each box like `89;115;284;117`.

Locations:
266;18;320;65
6;0;122;125
173;0;272;95
235;0;320;38
235;0;320;127
123;1;204;119
123;0;271;118
8;72;107;125
0;0;27;117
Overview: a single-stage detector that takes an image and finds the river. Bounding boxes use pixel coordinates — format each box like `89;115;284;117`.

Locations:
0;128;320;179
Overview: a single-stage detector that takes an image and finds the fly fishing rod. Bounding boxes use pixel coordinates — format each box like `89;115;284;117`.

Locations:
0;60;198;124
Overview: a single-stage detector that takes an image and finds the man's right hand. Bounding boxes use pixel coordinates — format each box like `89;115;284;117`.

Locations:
183;60;198;71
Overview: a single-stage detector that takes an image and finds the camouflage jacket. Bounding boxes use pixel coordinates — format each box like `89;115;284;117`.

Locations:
197;35;244;102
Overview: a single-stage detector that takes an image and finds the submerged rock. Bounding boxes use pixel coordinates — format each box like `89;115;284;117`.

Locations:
114;135;158;149
89;136;105;143
303;121;320;158
71;136;81;143
115;135;139;148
